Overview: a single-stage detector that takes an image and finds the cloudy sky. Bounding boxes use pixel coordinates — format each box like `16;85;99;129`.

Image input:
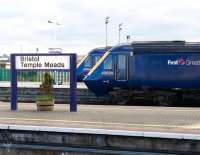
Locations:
0;0;200;55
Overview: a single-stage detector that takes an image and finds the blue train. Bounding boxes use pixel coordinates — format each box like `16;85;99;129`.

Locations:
77;47;111;81
84;41;200;105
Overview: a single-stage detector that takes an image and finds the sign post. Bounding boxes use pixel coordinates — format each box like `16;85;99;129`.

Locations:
10;53;77;112
70;54;77;112
11;54;17;110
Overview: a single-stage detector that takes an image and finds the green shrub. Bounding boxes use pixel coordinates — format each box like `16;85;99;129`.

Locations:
40;72;53;95
37;73;54;101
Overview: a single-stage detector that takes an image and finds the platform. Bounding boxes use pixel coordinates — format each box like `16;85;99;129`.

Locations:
0;81;88;89
1;101;200;153
0;101;200;134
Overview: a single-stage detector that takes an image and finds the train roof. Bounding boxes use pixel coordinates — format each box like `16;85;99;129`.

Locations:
108;43;133;52
131;41;200;53
107;41;200;53
131;40;186;46
89;46;112;54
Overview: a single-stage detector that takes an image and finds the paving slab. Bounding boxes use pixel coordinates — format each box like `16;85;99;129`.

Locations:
0;101;200;134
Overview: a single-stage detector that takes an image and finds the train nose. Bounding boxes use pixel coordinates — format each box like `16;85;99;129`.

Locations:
77;69;90;82
83;76;112;96
77;73;85;82
84;80;111;96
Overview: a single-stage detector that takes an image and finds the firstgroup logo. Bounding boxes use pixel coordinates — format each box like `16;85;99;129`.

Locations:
168;58;186;65
168;58;200;66
178;58;185;65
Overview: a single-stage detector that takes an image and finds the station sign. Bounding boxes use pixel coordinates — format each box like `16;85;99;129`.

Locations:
10;53;77;112
15;55;70;70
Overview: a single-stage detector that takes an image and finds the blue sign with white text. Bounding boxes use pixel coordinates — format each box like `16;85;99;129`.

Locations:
10;53;77;112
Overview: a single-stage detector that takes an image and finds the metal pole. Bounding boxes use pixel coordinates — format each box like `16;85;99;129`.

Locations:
126;35;130;43
106;23;107;47
11;54;17;110
119;23;123;44
48;20;60;43
70;54;77;112
55;22;60;43
54;24;57;42
105;17;110;47
119;28;120;44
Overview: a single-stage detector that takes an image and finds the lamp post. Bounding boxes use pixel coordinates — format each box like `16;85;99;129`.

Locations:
48;20;60;42
126;35;130;43
105;16;110;47
118;23;123;44
48;20;61;85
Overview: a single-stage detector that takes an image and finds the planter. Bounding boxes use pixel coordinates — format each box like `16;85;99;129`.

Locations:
36;100;54;111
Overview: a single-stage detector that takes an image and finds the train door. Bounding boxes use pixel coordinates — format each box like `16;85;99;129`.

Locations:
116;54;128;80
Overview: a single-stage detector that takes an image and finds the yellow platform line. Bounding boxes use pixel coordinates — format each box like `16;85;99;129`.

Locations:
0;117;191;129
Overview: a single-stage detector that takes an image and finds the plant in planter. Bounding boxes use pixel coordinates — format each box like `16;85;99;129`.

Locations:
36;72;54;111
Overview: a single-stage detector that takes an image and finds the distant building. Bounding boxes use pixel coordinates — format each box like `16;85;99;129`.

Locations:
48;48;62;54
0;57;10;69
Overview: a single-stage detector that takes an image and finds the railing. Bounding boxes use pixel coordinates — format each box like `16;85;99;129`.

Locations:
0;68;69;84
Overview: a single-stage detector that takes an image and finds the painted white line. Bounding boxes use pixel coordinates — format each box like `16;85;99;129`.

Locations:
0;124;200;140
80;106;200;112
1;102;200;112
1;102;200;114
0;124;9;129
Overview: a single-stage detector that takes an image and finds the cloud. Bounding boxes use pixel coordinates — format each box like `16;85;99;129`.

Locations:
0;0;200;55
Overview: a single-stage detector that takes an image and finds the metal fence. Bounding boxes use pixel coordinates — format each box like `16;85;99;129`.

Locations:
0;68;10;81
0;68;69;84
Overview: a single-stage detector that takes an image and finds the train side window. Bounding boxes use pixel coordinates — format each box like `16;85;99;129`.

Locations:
94;55;101;64
84;56;92;68
103;55;113;69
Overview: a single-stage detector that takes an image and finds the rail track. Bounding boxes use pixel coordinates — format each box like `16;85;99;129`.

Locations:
0;82;107;104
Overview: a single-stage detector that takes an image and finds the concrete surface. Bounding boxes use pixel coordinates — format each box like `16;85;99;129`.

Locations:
0;101;200;134
0;81;88;89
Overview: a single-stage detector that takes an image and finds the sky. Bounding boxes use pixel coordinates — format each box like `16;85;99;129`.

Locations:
0;0;200;55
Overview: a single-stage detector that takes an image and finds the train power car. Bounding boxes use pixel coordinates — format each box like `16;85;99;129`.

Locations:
77;47;111;81
83;41;200;106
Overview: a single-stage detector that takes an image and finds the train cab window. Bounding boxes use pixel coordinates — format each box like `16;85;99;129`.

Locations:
103;55;113;69
84;56;92;68
94;55;101;64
